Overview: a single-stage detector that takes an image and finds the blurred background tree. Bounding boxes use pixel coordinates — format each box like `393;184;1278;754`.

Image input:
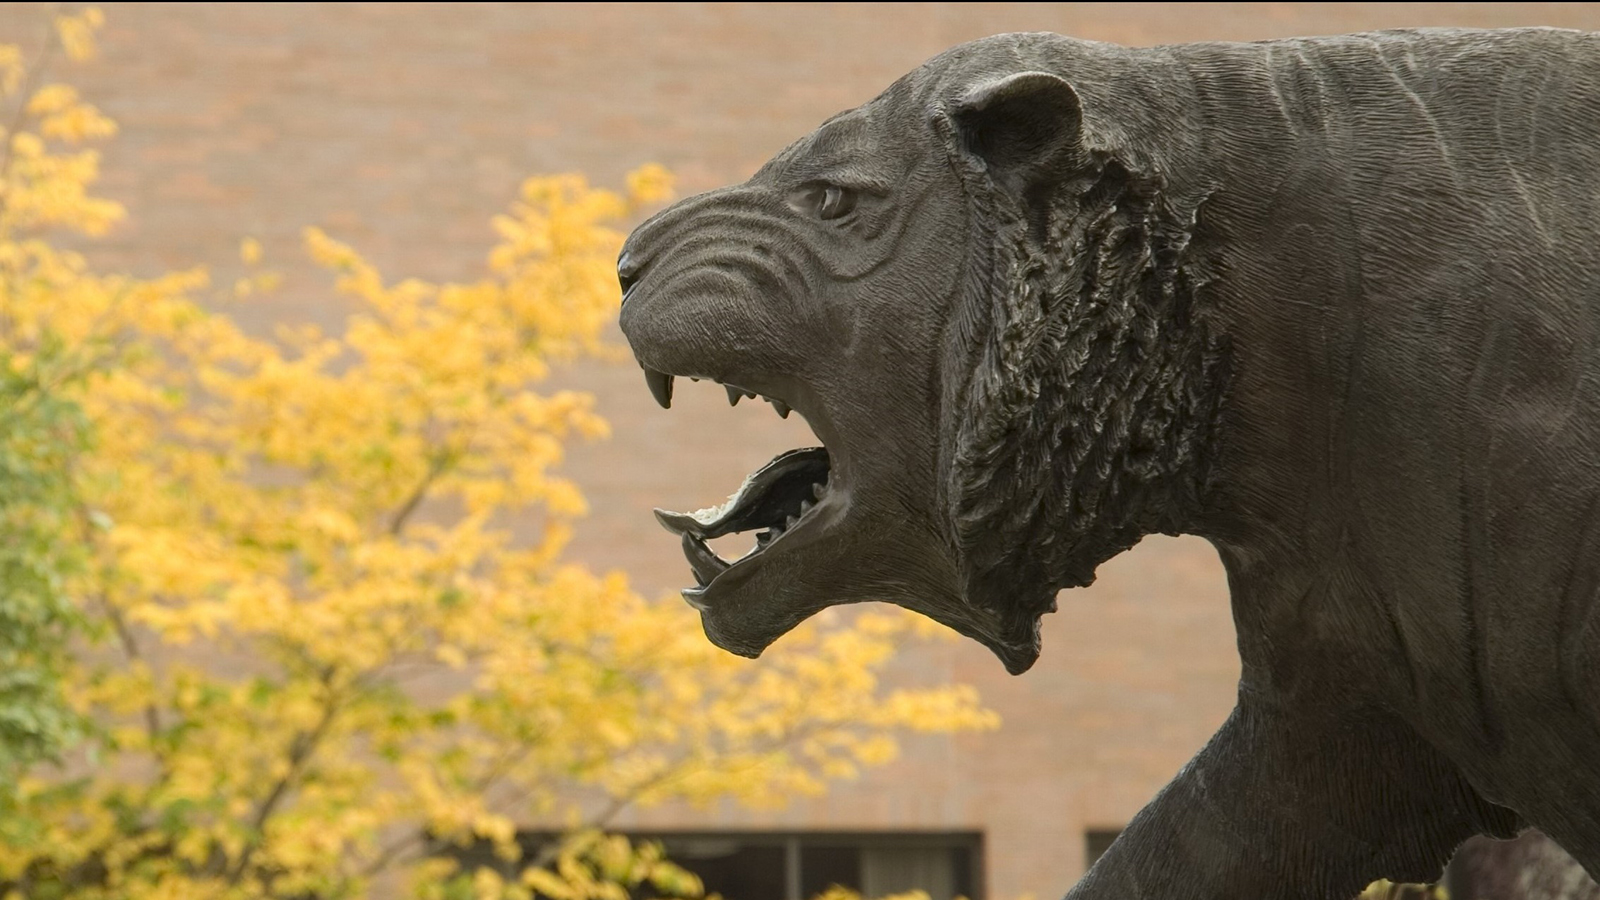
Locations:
0;9;996;900
0;4;113;807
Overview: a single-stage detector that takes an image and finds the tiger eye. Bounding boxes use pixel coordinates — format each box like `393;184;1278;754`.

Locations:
818;185;856;220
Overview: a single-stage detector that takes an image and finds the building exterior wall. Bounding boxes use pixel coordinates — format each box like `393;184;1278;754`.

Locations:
8;4;1596;898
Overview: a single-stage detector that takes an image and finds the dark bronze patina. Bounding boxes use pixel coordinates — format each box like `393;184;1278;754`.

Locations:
619;28;1600;899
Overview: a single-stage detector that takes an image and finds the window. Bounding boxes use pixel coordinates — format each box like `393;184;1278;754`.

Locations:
661;832;980;900
482;831;984;900
665;838;787;900
1084;829;1122;869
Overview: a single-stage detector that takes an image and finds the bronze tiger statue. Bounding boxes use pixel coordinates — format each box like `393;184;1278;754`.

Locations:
618;28;1600;899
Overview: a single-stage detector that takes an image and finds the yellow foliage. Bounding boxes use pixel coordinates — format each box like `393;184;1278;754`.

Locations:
813;889;935;900
1359;880;1446;900
54;8;104;62
0;10;997;900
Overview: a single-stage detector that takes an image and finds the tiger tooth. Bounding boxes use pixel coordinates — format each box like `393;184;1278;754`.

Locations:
812;482;826;499
786;515;799;528
644;368;673;409
726;385;742;406
773;399;791;419
799;499;813;515
682;532;729;587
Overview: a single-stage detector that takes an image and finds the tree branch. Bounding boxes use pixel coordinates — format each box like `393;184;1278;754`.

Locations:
519;755;695;871
357;739;538;879
359;829;427;880
387;448;453;536
226;666;343;885
99;598;162;743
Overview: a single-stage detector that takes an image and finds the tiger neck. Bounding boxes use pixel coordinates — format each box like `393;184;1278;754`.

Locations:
950;156;1234;610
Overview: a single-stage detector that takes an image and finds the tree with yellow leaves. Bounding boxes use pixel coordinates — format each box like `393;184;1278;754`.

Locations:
0;10;998;900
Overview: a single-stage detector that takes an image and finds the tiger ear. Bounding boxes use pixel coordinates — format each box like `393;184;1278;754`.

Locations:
949;71;1084;198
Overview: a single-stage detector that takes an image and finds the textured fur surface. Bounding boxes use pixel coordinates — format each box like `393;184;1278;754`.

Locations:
619;27;1600;899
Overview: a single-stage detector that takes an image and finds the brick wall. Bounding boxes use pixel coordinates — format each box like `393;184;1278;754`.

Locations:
7;4;1596;898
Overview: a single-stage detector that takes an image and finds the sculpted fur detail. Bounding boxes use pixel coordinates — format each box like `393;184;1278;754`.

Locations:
943;148;1231;625
620;26;1600;900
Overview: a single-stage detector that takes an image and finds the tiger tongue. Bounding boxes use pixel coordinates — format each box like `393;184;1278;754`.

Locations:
653;447;830;539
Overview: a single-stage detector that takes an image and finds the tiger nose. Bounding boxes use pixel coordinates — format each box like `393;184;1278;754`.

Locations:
617;251;642;304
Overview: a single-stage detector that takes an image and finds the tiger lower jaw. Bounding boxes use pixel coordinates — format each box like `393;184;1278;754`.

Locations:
653;446;832;606
636;368;1045;675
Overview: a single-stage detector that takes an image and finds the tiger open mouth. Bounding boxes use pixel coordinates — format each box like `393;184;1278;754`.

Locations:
640;369;834;607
